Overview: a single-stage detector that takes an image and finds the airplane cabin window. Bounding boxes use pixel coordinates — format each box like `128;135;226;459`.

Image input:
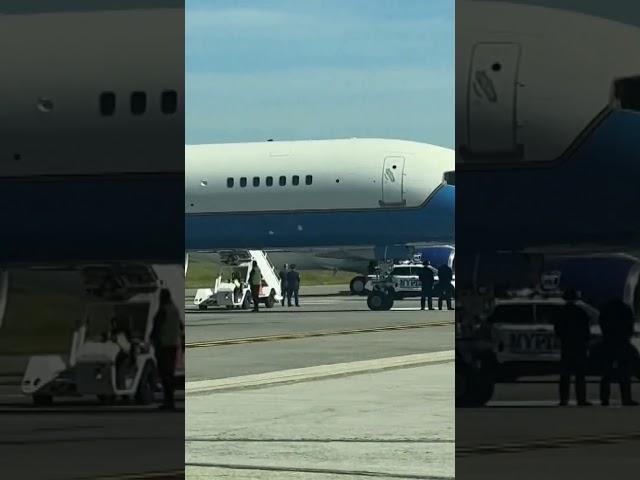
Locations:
253;176;260;187
99;92;116;116
131;91;146;115
240;177;247;187
161;90;178;114
266;176;273;186
227;178;234;188
279;176;286;186
292;175;299;186
305;175;313;185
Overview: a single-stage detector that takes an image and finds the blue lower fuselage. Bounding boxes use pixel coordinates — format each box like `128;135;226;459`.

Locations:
456;109;640;255
185;185;455;251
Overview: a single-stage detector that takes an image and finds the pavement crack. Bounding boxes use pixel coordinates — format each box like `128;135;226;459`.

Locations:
456;431;640;457
187;437;453;444
186;462;452;479
186;322;453;348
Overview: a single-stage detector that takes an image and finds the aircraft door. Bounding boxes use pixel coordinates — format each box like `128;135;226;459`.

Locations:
381;156;406;207
467;42;522;158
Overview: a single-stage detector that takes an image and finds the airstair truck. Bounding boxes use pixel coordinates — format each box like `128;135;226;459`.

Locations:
194;250;282;310
21;264;181;406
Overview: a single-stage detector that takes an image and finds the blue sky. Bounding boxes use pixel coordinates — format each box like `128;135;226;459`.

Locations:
186;0;454;147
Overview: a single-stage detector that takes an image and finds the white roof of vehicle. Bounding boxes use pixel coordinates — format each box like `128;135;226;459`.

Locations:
494;297;599;317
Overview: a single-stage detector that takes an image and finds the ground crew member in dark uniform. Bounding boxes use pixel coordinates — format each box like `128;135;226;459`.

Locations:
417;260;436;310
599;299;638;406
151;289;184;411
437;264;454;310
286;264;301;307
553;289;591;406
249;261;262;312
279;264;288;307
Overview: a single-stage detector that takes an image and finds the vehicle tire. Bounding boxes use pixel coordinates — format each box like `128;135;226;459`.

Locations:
241;293;251;310
135;362;157;405
383;296;394;310
97;394;117;405
350;276;367;296
33;394;53;406
456;368;494;407
469;375;495;406
198;304;207;311
265;292;275;308
367;291;387;311
225;305;234;310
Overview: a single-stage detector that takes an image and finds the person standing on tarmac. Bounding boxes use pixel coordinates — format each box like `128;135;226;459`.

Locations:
286;264;301;307
437;264;454;310
417;260;437;310
249;261;262;312
151;289;184;411
553;289;592;406
598;299;638;406
279;264;288;307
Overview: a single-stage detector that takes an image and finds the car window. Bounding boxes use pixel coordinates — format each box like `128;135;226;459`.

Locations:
488;305;535;324
535;305;562;325
392;267;412;276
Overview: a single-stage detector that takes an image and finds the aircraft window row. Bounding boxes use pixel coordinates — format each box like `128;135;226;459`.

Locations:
99;90;178;116
226;175;313;188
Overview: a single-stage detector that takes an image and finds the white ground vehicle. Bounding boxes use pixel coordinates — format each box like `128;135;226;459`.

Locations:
488;294;600;379
21;264;182;406
366;261;455;311
193;250;282;310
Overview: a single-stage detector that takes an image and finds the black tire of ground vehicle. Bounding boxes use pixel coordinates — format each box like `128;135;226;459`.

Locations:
225;305;234;310
264;290;276;308
456;368;495;407
383;295;394;310
241;293;251;310
198;304;207;310
135;362;157;405
350;276;367;296
367;291;388;311
33;394;53;406
97;394;117;405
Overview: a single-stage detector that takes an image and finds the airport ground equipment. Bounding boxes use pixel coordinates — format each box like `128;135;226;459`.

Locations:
366;259;455;311
193;250;282;310
22;294;160;405
21;265;183;406
455;285;499;407
488;292;600;380
350;245;455;295
456;281;640;407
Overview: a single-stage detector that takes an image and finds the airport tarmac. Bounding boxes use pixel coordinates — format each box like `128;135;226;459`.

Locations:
185;294;454;380
457;381;640;479
187;361;453;480
0;393;185;480
186;293;454;479
1;370;185;479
